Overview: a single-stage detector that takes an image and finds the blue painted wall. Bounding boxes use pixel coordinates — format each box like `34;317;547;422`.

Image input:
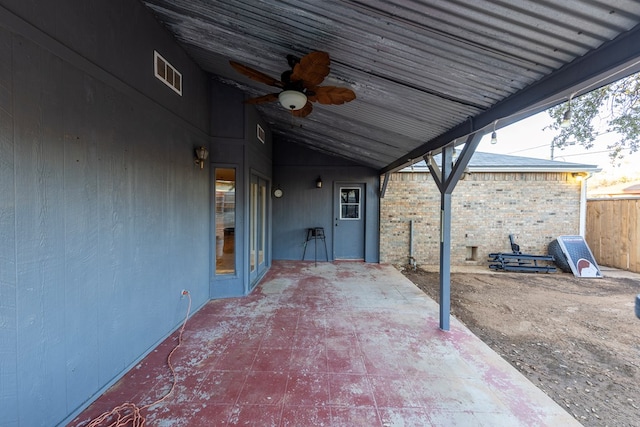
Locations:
0;2;212;426
272;140;380;262
0;1;379;425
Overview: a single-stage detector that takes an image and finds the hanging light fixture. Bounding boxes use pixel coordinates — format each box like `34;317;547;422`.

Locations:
561;95;574;128
278;90;307;111
490;121;498;144
451;139;458;163
560;109;572;128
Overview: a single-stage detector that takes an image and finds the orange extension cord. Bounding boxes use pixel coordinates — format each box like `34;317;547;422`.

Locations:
84;291;192;427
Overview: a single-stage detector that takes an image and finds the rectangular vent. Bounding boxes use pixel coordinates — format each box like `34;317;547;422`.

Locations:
257;124;265;143
154;51;182;95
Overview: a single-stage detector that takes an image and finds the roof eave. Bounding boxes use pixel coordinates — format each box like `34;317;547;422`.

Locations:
399;166;602;173
467;166;602;173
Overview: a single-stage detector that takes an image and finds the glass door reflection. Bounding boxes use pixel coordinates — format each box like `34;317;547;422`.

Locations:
215;168;235;275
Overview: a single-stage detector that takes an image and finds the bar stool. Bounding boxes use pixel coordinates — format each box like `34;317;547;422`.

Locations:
302;227;328;266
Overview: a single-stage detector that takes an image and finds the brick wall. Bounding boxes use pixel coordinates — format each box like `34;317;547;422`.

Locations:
380;171;581;266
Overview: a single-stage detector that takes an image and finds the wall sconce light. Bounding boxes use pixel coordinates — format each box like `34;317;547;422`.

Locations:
194;146;209;169
316;176;323;188
572;172;587;181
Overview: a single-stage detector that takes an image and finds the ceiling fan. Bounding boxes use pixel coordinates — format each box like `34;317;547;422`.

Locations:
229;51;356;117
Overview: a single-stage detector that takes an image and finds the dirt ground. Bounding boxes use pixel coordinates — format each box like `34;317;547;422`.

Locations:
400;266;640;427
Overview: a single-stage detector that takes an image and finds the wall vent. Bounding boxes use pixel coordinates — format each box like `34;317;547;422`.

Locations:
257;124;265;143
154;51;182;95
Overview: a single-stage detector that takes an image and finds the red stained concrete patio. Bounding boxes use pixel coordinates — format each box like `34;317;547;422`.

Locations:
70;261;580;426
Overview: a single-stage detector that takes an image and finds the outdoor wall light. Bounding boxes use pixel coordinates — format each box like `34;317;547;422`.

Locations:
316;176;323;188
572;172;587;181
278;90;307;111
195;146;209;169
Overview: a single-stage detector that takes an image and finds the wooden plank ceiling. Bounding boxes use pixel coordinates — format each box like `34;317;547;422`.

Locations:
142;0;640;171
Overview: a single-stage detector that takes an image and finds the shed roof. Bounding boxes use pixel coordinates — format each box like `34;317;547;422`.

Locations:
624;183;640;193
590;181;640;196
403;151;601;173
142;0;640;172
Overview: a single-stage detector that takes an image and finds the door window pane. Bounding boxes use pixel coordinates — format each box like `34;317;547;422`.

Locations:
215;168;235;275
340;188;361;219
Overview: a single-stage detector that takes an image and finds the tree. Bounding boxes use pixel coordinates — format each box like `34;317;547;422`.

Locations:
546;72;640;164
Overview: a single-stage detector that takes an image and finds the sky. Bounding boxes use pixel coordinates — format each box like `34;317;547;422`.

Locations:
475;110;640;183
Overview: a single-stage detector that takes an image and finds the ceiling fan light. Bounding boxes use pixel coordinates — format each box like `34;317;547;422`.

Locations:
278;90;307;111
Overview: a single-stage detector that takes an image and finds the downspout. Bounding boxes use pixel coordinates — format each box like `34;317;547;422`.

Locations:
579;173;592;237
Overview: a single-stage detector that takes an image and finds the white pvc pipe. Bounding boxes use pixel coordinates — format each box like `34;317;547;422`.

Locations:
579;173;592;237
410;219;414;257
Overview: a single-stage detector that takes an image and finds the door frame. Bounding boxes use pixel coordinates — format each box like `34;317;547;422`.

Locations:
210;163;244;299
333;182;366;260
248;170;270;289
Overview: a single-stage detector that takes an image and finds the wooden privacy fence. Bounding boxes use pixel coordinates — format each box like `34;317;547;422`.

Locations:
586;197;640;273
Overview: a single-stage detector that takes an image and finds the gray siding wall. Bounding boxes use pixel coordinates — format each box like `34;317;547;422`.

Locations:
0;0;209;131
272;140;380;262
209;81;273;297
0;2;211;426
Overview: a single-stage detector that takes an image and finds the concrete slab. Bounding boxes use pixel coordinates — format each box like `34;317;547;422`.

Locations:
69;261;581;426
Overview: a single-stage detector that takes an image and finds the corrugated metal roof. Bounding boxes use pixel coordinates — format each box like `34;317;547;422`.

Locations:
142;0;640;170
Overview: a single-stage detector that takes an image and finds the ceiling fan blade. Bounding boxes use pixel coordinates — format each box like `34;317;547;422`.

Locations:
244;93;279;104
229;61;283;88
291;101;313;117
308;86;356;105
291;51;330;88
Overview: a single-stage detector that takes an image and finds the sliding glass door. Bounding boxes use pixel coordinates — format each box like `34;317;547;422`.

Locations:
249;174;268;286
